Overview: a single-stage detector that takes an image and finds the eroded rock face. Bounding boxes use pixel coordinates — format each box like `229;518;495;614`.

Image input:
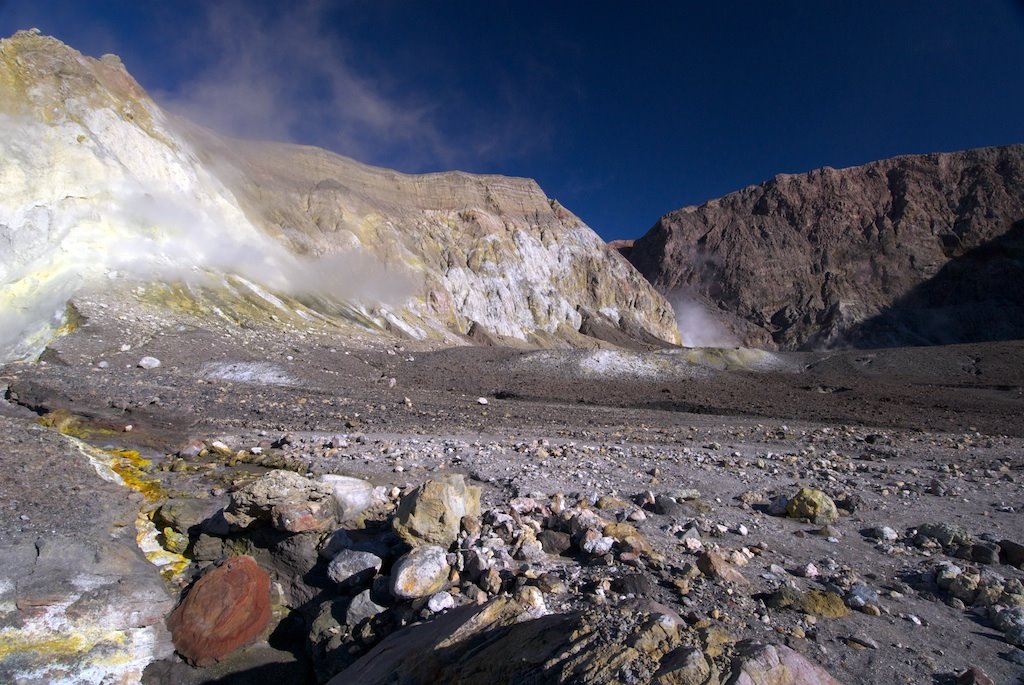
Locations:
628;145;1024;349
166;555;272;667
0;30;680;363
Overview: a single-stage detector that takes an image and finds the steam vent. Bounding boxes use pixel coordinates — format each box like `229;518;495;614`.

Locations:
2;12;1024;685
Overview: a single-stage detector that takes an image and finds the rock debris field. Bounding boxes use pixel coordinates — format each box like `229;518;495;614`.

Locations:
1;309;1023;684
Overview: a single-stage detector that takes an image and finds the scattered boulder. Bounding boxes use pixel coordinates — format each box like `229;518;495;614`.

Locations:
154;496;228;536
914;522;972;548
538;529;573;555
390;545;451;599
327;549;383;588
762;588;850;618
785;488;839;525
999;539;1024;568
393;474;481;546
653;645;718;685
223;470;337;532
956;666;995;685
427;591;455;613
347;589;385;627
137;356;161;369
728;640;843;685
166;556;271;667
697;551;748;585
863;526;898;542
319;474;375;521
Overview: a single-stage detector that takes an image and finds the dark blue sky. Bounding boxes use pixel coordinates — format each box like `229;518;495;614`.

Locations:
4;1;1024;240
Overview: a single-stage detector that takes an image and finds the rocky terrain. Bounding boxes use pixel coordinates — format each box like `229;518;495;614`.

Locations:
627;145;1024;350
2;287;1023;684
1;28;1023;685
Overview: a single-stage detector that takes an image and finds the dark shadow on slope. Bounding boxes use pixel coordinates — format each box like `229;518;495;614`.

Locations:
844;220;1024;348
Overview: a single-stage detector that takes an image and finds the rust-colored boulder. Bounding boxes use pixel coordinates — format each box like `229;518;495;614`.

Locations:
166;555;271;667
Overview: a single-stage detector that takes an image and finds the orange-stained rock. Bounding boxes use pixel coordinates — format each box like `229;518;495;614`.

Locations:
166;555;271;667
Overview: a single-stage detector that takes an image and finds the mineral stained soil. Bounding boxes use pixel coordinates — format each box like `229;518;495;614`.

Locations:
2;314;1023;684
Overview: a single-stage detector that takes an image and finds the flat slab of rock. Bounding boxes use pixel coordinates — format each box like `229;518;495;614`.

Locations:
331;595;704;685
167;555;272;667
0;416;174;684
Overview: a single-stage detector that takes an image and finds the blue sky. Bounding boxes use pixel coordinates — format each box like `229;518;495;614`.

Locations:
3;1;1024;240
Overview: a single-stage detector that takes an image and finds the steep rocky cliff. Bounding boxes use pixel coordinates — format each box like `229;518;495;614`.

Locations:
0;30;679;362
628;145;1024;349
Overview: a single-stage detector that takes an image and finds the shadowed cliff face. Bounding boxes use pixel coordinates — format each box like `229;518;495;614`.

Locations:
0;30;680;362
628;145;1024;350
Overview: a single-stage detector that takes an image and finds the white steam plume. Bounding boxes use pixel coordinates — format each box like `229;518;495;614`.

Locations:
0;111;413;363
670;290;738;348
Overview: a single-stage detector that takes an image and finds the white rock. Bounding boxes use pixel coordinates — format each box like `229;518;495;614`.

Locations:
427;591;455;613
581;535;615;556
137;356;161;369
476;397;489;405
798;563;819;578
319;474;375;521
391;545;450;599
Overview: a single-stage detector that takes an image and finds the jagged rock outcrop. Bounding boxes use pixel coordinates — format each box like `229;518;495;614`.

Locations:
0;30;679;363
628;146;1024;349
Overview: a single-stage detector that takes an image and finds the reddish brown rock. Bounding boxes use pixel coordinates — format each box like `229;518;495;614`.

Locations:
166;555;272;667
696;551;748;585
628;144;1024;349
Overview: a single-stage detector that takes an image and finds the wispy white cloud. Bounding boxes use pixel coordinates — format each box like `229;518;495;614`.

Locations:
151;0;454;170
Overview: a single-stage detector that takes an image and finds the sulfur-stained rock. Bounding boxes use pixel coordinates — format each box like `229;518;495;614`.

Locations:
762;588;850;619
728;640;843;685
653;646;718;685
786;488;839;525
390;545;451;599
166;556;271;667
393;475;481;547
